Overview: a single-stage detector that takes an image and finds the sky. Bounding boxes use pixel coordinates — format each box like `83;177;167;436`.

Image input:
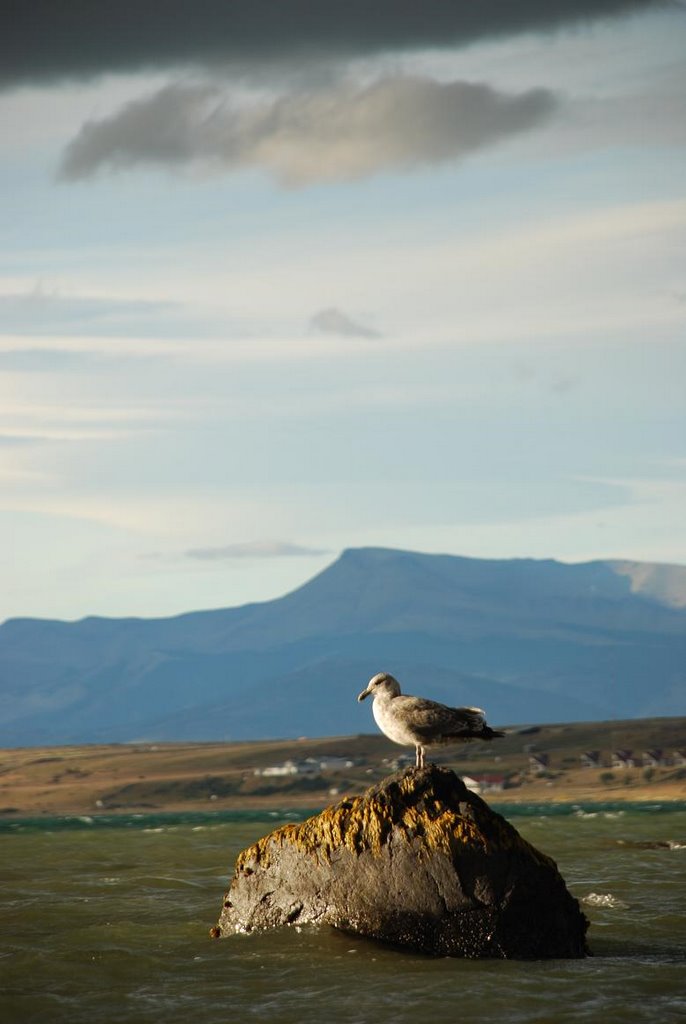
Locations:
1;1;685;622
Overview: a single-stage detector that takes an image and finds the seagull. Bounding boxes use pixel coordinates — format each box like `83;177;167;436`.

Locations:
357;672;505;768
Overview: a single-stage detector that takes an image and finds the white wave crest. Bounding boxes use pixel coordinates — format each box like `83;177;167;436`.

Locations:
582;892;630;909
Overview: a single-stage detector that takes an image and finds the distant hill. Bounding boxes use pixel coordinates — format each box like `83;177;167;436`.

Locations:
1;548;685;746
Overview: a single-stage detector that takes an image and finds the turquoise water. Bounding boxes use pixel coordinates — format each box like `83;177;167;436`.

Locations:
1;804;685;1023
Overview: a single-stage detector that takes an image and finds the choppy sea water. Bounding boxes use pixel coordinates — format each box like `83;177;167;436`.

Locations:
1;803;685;1024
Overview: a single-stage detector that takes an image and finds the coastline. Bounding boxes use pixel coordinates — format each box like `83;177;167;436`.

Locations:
1;721;685;818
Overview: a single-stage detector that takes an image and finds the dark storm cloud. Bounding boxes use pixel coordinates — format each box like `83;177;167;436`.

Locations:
59;77;558;184
1;1;662;88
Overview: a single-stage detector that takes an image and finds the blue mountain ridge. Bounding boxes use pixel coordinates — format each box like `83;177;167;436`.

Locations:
1;547;684;746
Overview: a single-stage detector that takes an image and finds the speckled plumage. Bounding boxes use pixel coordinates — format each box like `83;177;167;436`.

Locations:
358;672;504;767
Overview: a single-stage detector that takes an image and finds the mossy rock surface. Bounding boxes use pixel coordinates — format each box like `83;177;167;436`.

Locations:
214;765;589;958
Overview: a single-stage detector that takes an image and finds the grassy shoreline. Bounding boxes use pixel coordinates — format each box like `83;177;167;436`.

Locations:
1;715;685;818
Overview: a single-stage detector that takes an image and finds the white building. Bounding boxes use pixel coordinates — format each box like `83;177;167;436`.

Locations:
462;774;506;794
255;759;320;778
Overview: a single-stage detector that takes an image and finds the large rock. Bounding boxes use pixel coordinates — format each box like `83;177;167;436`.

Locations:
212;766;589;958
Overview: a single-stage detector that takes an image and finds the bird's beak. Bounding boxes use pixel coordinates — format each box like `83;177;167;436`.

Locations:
357;687;371;702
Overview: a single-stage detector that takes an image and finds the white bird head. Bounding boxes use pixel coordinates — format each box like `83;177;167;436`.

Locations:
357;672;401;702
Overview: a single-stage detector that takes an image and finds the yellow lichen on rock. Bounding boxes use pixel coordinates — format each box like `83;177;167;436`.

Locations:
235;780;489;873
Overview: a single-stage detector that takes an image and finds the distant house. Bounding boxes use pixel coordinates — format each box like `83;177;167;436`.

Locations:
580;751;602;769
673;750;686;767
255;756;356;778
528;753;549;774
317;756;356;772
462;774;507;794
255;759;320;778
611;750;635;769
387;754;416;771
642;749;666;768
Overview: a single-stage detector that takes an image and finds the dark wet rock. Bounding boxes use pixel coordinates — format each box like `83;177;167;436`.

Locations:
213;765;589;958
614;839;685;850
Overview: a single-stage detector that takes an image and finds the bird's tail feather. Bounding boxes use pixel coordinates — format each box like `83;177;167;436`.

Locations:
482;726;506;740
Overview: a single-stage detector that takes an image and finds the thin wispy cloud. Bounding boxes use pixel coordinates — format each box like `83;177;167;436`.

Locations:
0;347;174;374
1;1;660;87
309;308;380;339
0;348;94;373
0;434;47;448
59;76;558;184
0;284;244;342
185;541;328;561
0;285;177;338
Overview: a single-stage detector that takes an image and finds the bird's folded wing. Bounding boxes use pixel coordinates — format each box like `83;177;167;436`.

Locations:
395;696;485;738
